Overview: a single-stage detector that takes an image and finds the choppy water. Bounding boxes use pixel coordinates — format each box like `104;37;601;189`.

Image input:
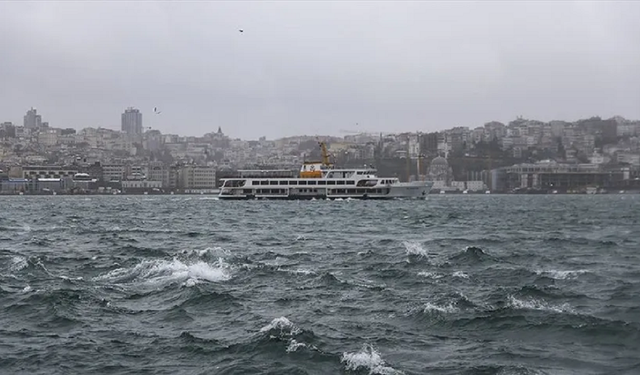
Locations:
1;195;639;375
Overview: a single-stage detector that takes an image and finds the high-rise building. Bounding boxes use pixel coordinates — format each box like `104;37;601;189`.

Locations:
121;107;143;135
24;107;42;129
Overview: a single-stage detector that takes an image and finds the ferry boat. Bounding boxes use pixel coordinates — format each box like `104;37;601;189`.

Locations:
218;142;434;200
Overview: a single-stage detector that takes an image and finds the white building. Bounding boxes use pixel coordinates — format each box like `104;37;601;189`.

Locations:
180;165;216;190
121;180;162;190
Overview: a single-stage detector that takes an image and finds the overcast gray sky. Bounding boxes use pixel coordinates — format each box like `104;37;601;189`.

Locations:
1;1;639;139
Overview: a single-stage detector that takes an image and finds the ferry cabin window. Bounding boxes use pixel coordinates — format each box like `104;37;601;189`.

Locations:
252;180;259;185
308;180;316;185
337;181;345;185
289;180;297;185
269;181;278;185
318;181;326;185
260;180;268;185
280;181;288;185
327;181;336;185
346;181;355;185
299;181;307;185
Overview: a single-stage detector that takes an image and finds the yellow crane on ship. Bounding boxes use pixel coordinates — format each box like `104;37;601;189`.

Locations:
299;139;334;178
318;140;332;166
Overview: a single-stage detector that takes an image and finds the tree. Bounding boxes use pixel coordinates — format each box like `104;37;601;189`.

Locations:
576;150;590;164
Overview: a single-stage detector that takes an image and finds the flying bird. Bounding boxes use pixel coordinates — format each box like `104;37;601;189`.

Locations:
239;29;244;33
153;107;161;114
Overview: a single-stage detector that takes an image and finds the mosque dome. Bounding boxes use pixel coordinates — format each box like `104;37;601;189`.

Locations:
427;156;452;183
430;156;448;168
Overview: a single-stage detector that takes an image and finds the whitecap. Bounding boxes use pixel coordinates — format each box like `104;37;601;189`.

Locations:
452;271;470;279
508;295;574;314
341;344;404;375
260;316;301;335
94;257;231;286
286;339;307;353
9;256;28;272
423;302;459;314
181;247;231;259
281;268;316;276
418;271;444;279
402;241;428;257
536;269;589;280
59;275;84;281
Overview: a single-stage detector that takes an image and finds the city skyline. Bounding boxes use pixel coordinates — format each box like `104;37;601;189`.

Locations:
1;2;640;139
1;105;638;141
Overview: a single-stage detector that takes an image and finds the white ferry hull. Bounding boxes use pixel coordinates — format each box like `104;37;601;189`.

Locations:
218;181;433;200
387;181;433;198
217;160;433;201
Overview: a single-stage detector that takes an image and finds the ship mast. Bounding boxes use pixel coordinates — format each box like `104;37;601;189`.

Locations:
318;140;332;167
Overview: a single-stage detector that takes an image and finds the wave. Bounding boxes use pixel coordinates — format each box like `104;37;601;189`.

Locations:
423;301;460;314
3;288;94;331
178;331;222;346
341;344;404;375
449;246;495;264
314;272;386;292
507;295;575;314
509;284;590;303
418;271;445;280
535;269;590;280
93;257;231;288
403;241;429;258
453;271;470;279
250;317;404;374
458;365;549;374
260;316;301;336
9;256;28;272
417;270;470;281
0;224;33;233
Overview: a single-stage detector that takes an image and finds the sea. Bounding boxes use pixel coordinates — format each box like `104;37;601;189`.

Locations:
1;195;639;375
